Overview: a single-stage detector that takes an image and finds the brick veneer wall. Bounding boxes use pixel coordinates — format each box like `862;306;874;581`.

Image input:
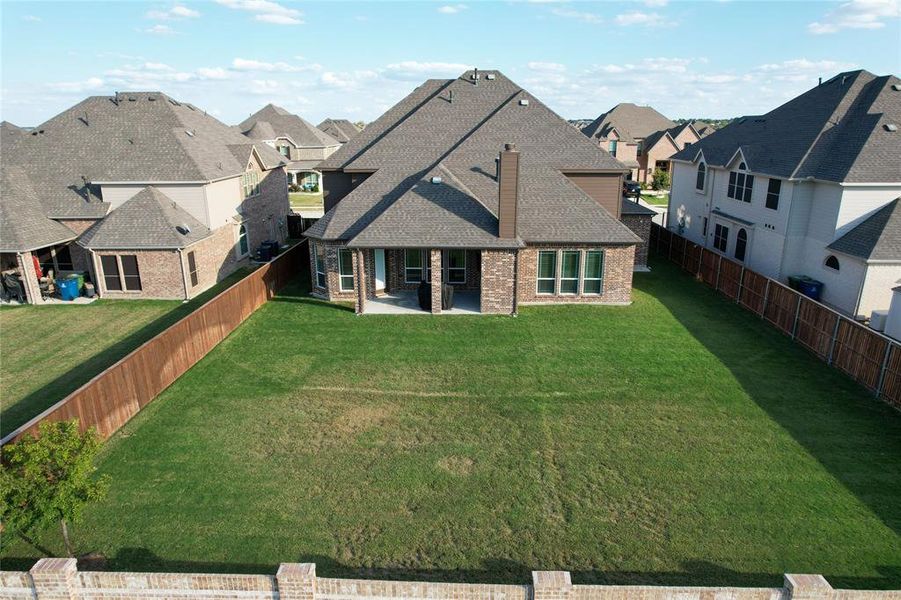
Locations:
182;224;244;300
96;249;185;300
308;240;359;302
3;561;895;600
387;249;481;292
481;249;517;314
517;245;634;305
620;214;651;270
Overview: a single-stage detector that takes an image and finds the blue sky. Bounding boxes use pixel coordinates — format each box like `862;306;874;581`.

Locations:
1;0;899;127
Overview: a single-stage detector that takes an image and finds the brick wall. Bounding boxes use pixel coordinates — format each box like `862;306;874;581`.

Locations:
182;224;244;300
386;249;481;292
96;249;185;300
3;561;895;600
308;240;358;302
517;245;634;305
480;249;517;314
620;214;651;270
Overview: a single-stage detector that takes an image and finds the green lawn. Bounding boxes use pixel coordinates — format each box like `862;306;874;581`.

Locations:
2;259;899;589
641;193;669;206
0;268;251;437
290;192;324;210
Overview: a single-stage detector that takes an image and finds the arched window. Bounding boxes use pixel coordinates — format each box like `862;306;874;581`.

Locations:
695;162;707;191
238;224;249;257
734;228;747;262
825;255;840;271
738;162;747;170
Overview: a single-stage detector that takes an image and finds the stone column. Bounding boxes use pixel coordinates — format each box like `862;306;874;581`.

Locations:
430;249;442;314
16;251;44;304
784;574;833;599
277;563;316;600
532;571;572;600
29;558;78;600
355;249;366;315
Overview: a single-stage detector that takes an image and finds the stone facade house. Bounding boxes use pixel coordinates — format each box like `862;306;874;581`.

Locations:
0;92;289;303
317;119;362;144
304;69;652;315
240;105;341;193
667;70;901;318
581;104;710;184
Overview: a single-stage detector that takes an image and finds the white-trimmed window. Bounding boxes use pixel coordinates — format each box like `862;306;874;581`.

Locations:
100;255;142;292
314;243;326;288
338;249;354;291
583;250;604;295
405;249;423;283
537;251;556;295
560;250;580;295
825;255;840;271
695;162;707;191
237;224;249;257
766;178;781;210
242;171;261;199
735;228;748;262
445;250;466;284
727;162;753;203
714;223;729;252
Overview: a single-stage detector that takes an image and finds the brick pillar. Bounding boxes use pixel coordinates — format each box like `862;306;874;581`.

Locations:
430;249;442;314
16;251;44;304
532;571;572;600
277;563;316;600
29;558;78;600
784;574;832;599
355;249;366;315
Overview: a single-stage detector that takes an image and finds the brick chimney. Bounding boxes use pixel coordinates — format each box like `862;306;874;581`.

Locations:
498;143;519;238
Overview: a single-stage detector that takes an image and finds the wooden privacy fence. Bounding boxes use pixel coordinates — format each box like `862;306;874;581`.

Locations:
1;241;308;445
651;224;901;410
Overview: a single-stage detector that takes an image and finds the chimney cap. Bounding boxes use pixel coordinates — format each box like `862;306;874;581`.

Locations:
504;143;516;151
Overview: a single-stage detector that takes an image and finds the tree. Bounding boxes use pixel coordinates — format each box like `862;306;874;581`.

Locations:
651;168;671;191
1;419;109;556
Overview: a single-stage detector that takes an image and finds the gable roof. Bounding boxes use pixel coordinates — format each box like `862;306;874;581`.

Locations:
827;198;901;260
78;187;212;249
671;70;901;183
1;92;286;220
317;119;361;144
0;164;78;252
239;104;340;148
307;70;638;248
581;103;676;143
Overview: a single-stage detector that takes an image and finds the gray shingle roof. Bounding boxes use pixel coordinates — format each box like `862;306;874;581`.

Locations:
671;70;901;183
317;119;361;144
2;92;286;219
240;104;340;148
78;187;212;249
621;199;657;216
307;70;637;248
581;103;676;144
827;198;901;260
0;164;78;252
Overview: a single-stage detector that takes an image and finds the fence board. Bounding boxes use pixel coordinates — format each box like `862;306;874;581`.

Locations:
2;242;306;445
739;270;768;316
717;259;742;300
763;282;798;335
795;299;839;360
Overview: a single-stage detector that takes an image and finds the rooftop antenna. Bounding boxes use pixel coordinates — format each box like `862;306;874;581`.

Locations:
473;67;479;85
818;77;822;85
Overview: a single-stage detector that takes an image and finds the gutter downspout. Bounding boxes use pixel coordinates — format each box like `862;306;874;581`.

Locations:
512;249;519;317
89;249;102;298
177;248;190;301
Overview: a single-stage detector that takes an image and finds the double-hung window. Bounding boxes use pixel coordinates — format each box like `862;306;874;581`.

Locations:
727;163;754;202
713;224;729;252
242;171;261;199
766;178;781;210
338;249;354;291
445;250;466;284
100;255;141;291
560;251;580;295
100;256;121;291
121;255;142;291
187;251;198;287
583;250;604;295
405;249;424;283
608;140;618;157
314;243;326;288
695;163;706;191
537;251;556;294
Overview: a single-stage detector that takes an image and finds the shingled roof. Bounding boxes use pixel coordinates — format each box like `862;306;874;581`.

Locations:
1;92;286;220
78;187;212;249
671;70;901;183
581;103;676;144
827;198;901;260
317;118;361;144
307;70;638;248
0;164;77;252
240;104;340;148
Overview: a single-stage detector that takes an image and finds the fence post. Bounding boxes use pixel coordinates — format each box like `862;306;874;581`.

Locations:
715;255;722;291
736;266;745;304
791;294;802;339
761;279;770;319
696;245;703;277
827;317;841;365
876;342;893;398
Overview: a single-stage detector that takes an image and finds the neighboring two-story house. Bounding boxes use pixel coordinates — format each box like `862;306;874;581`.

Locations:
1;92;289;303
239;105;341;192
667;70;901;318
304;69;654;315
317;119;362;144
581;104;708;184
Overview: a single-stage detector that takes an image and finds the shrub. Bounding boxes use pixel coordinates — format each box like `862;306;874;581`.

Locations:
651;169;671;191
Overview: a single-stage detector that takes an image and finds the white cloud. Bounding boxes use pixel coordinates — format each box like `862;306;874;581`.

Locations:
614;11;671;27
143;62;174;71
146;5;200;19
527;61;566;72
22;15;42;22
215;0;304;25
755;58;857;81
550;7;603;23
231;58;321;72
808;0;900;33
320;70;380;90
383;61;471;80
144;24;176;35
642;0;668;6
438;4;467;14
197;67;231;79
48;77;105;93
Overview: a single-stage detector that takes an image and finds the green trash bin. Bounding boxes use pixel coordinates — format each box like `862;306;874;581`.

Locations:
788;275;803;291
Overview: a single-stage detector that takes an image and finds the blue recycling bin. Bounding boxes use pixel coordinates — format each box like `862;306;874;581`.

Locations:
797;278;823;301
56;277;80;301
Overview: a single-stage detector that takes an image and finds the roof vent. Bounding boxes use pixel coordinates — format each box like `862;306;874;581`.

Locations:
128;96;136;101
431;176;443;184
893;84;901;91
519;99;529;106
486;73;496;80
148;96;157;101
176;224;192;235
471;67;479;84
886;124;898;132
185;129;195;137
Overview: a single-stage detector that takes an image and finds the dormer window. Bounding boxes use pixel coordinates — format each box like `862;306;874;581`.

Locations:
727;161;753;203
242;170;261;199
608;140;618;157
695;162;707;192
278;146;289;157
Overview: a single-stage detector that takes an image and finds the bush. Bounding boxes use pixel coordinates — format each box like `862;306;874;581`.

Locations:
651;169;671;191
288;183;301;193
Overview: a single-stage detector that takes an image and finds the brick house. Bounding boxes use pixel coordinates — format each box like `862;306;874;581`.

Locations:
304;69;652;315
240;104;341;192
0;92;289;303
581;103;711;184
